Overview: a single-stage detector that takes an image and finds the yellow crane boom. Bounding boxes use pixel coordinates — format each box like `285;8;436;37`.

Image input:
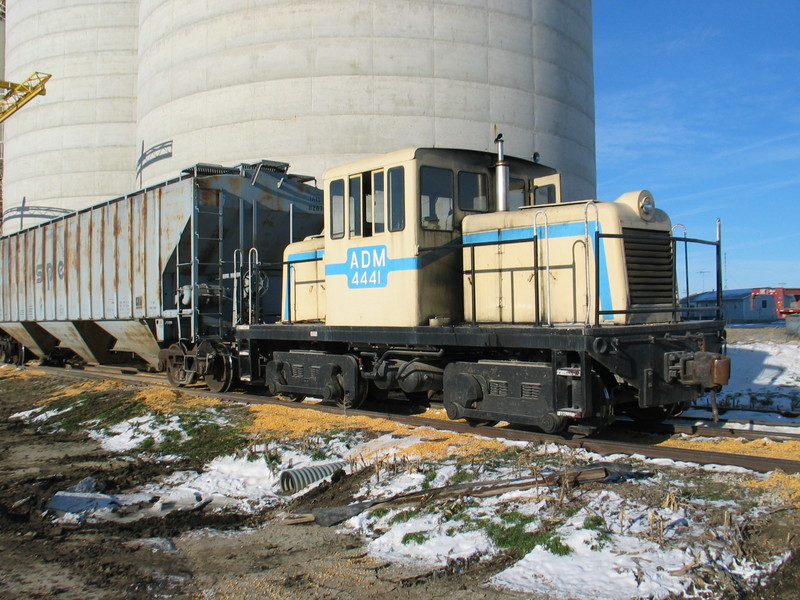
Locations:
0;72;51;123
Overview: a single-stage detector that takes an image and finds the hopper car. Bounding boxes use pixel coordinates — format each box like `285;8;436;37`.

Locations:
0;140;730;434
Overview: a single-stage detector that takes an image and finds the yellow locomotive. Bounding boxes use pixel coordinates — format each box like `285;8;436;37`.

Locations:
235;139;729;433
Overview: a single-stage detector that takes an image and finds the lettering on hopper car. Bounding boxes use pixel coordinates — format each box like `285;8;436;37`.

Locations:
35;261;65;289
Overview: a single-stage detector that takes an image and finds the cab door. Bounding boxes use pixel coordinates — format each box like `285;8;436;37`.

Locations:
324;166;417;326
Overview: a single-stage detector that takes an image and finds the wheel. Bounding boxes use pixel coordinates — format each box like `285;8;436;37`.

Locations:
537;412;566;434
11;345;26;366
333;374;368;410
285;393;306;402
165;343;197;387
204;344;236;393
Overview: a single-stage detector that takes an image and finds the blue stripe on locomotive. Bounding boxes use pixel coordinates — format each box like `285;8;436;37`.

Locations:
285;220;613;320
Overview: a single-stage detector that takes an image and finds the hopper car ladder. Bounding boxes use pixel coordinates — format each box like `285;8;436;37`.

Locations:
174;192;227;345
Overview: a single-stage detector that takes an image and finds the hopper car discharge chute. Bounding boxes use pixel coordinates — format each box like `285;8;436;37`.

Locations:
0;140;730;434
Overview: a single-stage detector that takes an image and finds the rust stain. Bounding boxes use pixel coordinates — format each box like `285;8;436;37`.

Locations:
96;209;105;314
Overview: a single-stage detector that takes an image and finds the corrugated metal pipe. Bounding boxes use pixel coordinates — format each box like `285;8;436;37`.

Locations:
279;461;348;494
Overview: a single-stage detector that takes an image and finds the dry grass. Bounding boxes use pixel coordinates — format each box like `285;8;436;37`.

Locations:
657;436;800;461
247;402;507;460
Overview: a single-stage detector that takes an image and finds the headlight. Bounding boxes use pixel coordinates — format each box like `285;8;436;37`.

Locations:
639;194;655;220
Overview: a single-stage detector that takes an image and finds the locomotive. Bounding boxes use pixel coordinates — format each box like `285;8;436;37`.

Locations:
0;139;730;434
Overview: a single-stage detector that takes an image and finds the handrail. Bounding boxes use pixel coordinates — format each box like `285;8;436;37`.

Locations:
671;224;689;323
247;248;259;325
583;202;599;325
533;211;552;325
232;249;243;325
595;230;724;322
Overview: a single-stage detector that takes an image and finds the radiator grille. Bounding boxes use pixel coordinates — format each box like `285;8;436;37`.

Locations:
489;380;509;396
622;228;674;305
521;383;541;400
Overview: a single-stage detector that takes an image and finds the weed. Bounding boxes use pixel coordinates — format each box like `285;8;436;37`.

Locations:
390;509;420;525
542;534;572;556
370;507;390;519
137;437;156;451
483;514;539;557
402;532;428;545
501;510;529;524
449;470;474;485
160;429;183;444
582;515;606;530
582;515;611;551
160;421;248;463
436;499;477;522
421;468;438;490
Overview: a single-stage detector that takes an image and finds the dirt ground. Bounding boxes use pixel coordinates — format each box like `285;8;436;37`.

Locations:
725;325;797;345
1;350;799;599
0;374;534;600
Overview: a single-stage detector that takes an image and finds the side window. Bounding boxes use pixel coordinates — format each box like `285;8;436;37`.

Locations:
533;184;557;205
388;166;405;232
458;171;488;212
373;171;385;234
420;166;453;231
508;178;525;210
330;179;344;239
348;175;362;237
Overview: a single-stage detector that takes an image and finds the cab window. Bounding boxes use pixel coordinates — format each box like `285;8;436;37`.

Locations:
533;184;557;205
348;175;362;237
388;166;405;231
420;166;453;231
372;171;385;234
458;171;488;212
508;178;525;210
330;179;344;239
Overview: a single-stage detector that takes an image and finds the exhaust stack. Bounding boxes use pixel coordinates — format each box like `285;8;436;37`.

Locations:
495;133;509;212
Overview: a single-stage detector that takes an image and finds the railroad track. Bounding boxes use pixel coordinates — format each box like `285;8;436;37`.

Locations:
613;415;800;442
24;363;800;475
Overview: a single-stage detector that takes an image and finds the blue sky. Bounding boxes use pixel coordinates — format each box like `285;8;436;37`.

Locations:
593;1;800;295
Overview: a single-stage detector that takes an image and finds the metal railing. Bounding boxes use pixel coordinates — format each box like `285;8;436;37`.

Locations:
593;220;723;325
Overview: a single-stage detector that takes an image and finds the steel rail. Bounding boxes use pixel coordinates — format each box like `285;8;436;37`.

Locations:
25;365;800;475
612;417;800;442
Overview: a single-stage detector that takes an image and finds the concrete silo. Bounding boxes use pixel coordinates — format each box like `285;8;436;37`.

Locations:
1;0;138;234
2;0;596;235
137;0;595;201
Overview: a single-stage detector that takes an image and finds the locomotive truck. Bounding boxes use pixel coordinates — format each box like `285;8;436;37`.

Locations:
0;139;730;434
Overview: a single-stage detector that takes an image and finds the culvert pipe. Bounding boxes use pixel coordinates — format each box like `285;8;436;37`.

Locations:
279;461;348;494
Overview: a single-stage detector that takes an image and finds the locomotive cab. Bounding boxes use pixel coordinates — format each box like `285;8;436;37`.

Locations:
282;147;561;326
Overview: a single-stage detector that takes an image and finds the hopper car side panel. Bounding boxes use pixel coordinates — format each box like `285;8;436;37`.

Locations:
0;163;323;368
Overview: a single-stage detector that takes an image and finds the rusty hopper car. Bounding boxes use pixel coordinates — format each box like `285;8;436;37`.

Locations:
0;161;323;391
